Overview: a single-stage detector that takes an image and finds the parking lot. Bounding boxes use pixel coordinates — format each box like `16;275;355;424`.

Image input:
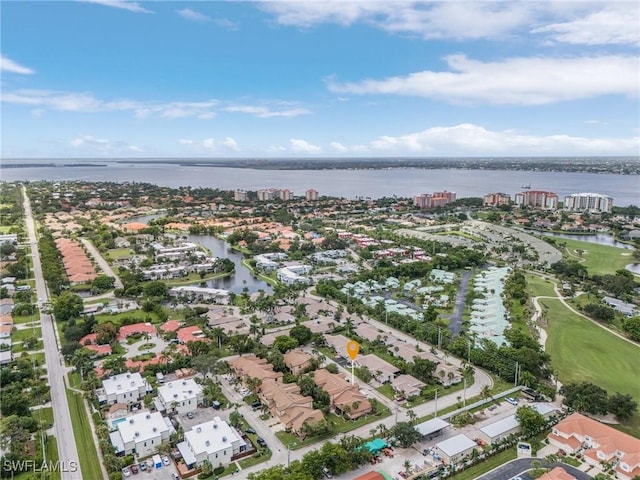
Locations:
123;456;180;480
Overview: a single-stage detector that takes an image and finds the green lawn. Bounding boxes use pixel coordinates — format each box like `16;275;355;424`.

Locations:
105;247;133;259
238;449;273;469
0;225;13;233
165;271;231;286
450;448;517;480
543;296;640;437
12;326;41;341
33;406;54;429
95;308;159;325
12;313;41;324
526;274;557;298
66;389;102;480
547;236;635;275
543;298;639;399
46;435;62;480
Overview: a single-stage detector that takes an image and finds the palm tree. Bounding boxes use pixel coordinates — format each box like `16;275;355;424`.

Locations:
403;460;412;475
480;385;492;403
71;348;94;380
376;423;388;438
407;409;417;425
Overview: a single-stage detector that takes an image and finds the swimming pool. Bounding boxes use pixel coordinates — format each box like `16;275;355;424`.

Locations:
112;417;127;428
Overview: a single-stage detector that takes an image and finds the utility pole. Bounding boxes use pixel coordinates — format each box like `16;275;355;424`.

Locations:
514;362;520;387
434;389;438;418
437;327;442;351
463;378;467;407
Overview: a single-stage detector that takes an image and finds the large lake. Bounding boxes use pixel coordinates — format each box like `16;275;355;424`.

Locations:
2;160;639;206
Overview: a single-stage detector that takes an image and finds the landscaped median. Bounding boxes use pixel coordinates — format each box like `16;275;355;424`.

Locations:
66;388;103;480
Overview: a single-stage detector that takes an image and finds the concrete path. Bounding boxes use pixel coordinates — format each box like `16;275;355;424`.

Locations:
447;269;473;335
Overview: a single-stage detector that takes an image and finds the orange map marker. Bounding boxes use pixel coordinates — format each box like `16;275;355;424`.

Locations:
347;340;360;360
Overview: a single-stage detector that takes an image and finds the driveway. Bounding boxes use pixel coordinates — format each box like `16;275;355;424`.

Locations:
477;458;592;480
80;237;124;289
445;269;473;335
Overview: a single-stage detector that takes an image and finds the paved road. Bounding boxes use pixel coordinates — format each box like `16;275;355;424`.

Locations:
446;269;473;335
80;237;123;289
477;458;591;480
23;187;84;480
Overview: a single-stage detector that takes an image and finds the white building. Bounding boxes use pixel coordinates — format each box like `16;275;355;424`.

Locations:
109;411;172;457
177;417;246;469
100;372;149;405
564;193;613;213
234;190;248;201
277;265;312;285
435;433;477;464
168;286;229;303
158;378;203;414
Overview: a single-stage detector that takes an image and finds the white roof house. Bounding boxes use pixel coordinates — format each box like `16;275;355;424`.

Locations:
435;434;477;464
158;378;203;414
111;411;172;457
101;372;149;405
177;417;246;468
479;415;521;445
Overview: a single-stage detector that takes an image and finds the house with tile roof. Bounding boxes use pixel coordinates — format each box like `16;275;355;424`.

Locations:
283;349;313;375
538;467;576;480
259;379;324;438
313;369;372;420
227;355;283;385
548;413;640;480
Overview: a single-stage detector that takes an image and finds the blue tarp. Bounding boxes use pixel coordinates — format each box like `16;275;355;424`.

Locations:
364;438;388;453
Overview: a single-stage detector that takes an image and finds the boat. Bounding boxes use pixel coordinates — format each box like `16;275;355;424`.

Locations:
521;183;531;189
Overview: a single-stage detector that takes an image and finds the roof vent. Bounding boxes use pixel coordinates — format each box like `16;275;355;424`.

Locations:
146;413;151;419
196;427;202;433
152;427;157;432
129;419;134;424
134;431;140;437
205;440;210;446
188;390;193;394
182;380;187;385
213;424;218;429
173;393;178;398
222;436;227;442
126;373;131;378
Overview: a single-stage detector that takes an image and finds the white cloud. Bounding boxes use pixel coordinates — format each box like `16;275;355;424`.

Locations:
177;8;211;22
260;1;533;39
1;55;35;75
79;0;153;14
1;89;219;119
532;5;640;45
290;138;321;153
347;123;640;155
69;134;144;153
330;141;349;152
328;54;639;105
225;105;311;118
223;137;239;151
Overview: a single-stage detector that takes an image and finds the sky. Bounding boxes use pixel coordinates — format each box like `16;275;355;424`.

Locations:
1;0;639;158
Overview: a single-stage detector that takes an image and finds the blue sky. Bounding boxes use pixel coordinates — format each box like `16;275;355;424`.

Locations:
1;0;639;158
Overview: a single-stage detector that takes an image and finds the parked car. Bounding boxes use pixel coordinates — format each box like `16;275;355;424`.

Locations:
130;464;139;474
162;456;170;466
506;397;519;406
122;467;131;477
322;466;333;478
256;437;267;448
186;412;194;419
171;474;179;480
245;427;256;434
139;462;147;472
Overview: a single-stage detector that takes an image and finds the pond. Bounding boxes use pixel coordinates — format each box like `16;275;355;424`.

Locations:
530;231;634;250
186;234;273;294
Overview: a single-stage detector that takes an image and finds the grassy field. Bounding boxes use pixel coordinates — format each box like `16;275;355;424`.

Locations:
0;225;13;233
525;274;557;298
12;326;42;341
547;236;634;275
66;389;103;480
450;448;517;479
95;308;159;325
165;271;231;286
543;298;639;399
543;296;640;436
105;247;133;259
33;406;54;429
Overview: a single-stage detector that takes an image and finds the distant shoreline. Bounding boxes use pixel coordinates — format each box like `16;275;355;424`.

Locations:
2;157;638;174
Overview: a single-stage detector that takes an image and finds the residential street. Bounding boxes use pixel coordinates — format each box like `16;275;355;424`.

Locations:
80;237;123;289
23;187;84;480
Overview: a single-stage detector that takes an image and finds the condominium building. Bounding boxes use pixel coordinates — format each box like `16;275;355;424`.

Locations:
279;189;292;201
234;190;248;202
483;192;511;207
109;411;172;457
414;191;456;209
306;189;319;201
100;372;150;405
177;417;246;469
157;378;203;414
514;190;558;210
564;193;613;213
